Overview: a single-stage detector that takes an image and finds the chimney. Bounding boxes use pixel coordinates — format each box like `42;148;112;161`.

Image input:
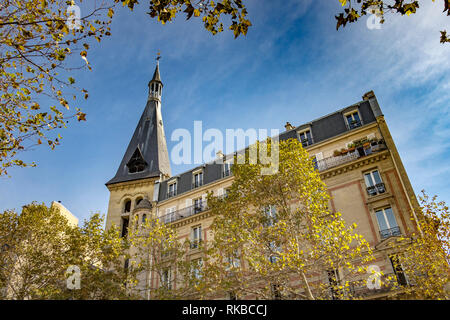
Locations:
216;150;224;159
362;90;375;101
284;122;294;131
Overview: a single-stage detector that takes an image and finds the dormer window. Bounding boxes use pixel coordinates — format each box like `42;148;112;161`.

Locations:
168;181;177;198
193;171;203;188
298;130;313;147
223;160;232;177
345;111;362;130
127;148;147;173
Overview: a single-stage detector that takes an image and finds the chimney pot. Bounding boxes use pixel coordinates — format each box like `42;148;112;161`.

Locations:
284;122;294;131
363;90;375;101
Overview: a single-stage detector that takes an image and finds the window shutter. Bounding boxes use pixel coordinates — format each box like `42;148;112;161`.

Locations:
217;188;224;196
315;152;323;160
202;194;207;205
186;199;192;207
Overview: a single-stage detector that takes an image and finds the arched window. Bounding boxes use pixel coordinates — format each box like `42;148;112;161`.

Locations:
136;198;143;206
142;214;147;223
124;200;131;213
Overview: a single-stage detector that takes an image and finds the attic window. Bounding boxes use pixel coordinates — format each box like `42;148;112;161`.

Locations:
127;148;147;173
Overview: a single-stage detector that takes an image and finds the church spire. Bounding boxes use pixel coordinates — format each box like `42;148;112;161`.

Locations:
106;60;171;186
148;52;163;101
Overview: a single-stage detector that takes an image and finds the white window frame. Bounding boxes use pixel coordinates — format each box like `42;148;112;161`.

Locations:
161;267;172;289
167;181;177;198
191;225;202;249
164;206;177;223
344;110;363;129
375;207;399;235
193;170;203;188
298;129;313;147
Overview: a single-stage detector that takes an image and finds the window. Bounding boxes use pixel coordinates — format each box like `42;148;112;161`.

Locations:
191;226;202;249
142;214;147;223
127;148;147;173
299;130;313;147
123;200;131;213
364;170;386;196
345;111;362;130
161;268;172;289
164;207;176;224
136;198;143;206
190;258;203;279
121;217;129;238
168;182;177;198
263;205;277;226
226;249;241;269
223;161;232;177
375;207;400;239
268;241;280;264
193;171;203;188
389;255;408;286
194;198;203;214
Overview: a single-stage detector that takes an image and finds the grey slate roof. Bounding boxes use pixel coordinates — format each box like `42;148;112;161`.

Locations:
106;65;171;186
152;63;162;83
156;99;379;202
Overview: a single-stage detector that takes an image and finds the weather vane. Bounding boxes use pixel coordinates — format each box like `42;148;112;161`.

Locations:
156;50;161;64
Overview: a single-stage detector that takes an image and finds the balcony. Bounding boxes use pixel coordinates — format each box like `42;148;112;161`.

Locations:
346;120;362;130
316;143;387;172
348;272;399;298
192;180;203;188
160;202;208;224
167;190;177;198
366;183;386;196
380;226;401;239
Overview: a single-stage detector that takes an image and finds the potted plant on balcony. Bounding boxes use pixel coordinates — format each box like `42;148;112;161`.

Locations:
347;143;356;153
340;148;348;155
333;150;341;157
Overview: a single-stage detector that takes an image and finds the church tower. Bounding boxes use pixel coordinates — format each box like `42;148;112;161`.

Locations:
105;62;171;232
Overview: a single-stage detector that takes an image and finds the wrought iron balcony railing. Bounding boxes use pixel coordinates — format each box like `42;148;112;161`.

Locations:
346;120;362;130
167;190;177;198
366;183;386;196
380;226;401;239
159;202;208;224
192;180;203;188
315;144;387;172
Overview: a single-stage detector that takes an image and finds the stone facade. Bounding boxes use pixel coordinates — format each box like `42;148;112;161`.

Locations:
105;66;419;299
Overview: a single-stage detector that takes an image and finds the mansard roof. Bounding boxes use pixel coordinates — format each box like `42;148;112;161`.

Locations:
155;97;379;202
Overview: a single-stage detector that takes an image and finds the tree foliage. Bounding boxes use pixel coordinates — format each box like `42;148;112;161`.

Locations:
128;212;209;299
336;0;450;43
388;191;450;299
0;202;135;299
119;0;251;38
0;0;115;175
202;138;374;300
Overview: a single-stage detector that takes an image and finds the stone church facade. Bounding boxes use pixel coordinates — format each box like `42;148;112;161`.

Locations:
105;64;420;299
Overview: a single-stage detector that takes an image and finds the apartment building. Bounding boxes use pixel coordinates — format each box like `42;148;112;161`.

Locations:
105;64;420;299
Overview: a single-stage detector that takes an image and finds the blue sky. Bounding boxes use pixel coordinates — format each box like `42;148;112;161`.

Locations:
1;0;449;223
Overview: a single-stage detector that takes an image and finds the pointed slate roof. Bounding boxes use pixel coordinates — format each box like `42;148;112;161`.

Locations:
152;63;162;83
106;65;171;186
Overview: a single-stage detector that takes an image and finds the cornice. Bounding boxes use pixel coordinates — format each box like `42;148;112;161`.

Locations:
320;149;390;180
